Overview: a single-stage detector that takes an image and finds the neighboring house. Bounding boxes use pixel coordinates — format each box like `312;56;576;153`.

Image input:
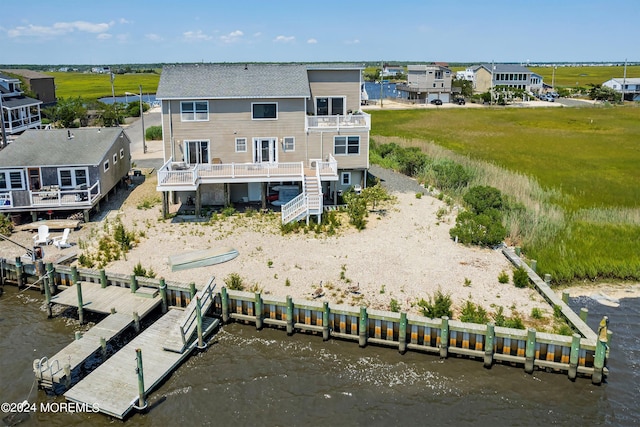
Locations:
381;64;404;78
0;128;132;222
91;66;111;74
396;64;453;103
0;73;42;136
155;63;371;224
602;78;640;101
1;69;56;105
467;64;543;94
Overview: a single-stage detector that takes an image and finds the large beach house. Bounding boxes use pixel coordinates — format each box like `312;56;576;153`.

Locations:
155;63;371;223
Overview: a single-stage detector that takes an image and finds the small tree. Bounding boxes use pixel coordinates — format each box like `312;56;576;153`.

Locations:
343;190;367;230
360;181;389;211
417;288;453;319
0;213;14;236
512;266;529;288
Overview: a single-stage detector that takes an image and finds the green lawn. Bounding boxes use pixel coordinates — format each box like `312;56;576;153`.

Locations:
46;72;160;100
370;106;640;282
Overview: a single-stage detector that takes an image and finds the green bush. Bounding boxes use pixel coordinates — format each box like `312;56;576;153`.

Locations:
224;273;245;290
512;266;529;288
498;270;509;283
145;125;163;140
417;289;452;319
0;213;14;236
459;300;489;323
449;209;506;246
429;159;472;190
531;307;544;319
343;190;367;230
463;186;503;214
390;298;401;313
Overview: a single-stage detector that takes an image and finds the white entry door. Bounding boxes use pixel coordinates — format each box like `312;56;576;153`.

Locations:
253;138;277;163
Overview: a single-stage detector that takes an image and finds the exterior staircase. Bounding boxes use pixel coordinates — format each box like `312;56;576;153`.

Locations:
281;170;323;224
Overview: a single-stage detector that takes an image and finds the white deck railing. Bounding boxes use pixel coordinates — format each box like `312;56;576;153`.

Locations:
305;112;371;131
29;181;100;207
0;192;13;208
157;158;309;188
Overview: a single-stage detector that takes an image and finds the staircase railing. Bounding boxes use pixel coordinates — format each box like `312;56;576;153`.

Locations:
281;193;307;224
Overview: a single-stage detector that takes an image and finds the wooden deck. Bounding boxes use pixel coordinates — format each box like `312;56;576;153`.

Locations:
65;309;220;419
34;312;134;391
50;281;161;318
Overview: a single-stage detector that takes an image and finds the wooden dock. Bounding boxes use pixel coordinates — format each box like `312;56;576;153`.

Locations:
65;309;220;419
51;281;161;318
33;312;134;392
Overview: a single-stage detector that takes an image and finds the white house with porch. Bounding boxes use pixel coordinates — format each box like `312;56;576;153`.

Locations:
0;73;42;138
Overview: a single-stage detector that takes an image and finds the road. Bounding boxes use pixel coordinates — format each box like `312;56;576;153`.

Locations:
121;106;164;169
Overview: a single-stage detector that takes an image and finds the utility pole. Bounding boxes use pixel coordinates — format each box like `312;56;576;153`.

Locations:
139;85;146;153
622;58;627;103
380;61;384;108
0;94;7;147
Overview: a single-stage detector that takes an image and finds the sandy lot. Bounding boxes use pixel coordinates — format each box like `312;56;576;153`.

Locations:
2;171;556;322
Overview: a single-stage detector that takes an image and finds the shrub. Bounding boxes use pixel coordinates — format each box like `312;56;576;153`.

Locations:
390;298;401;313
498;270;509;283
343;190;367;230
429;159;472;191
145;125;163;140
417;289;453;318
459;300;489;324
512;266;529;288
531;307;544;319
0;213;14;236
224;273;244;290
449;209;506;246
463;186;503;214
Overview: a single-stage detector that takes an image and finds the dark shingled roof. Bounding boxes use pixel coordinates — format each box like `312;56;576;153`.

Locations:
2;96;42;108
0;128;126;167
480;63;533;73
157;63;311;100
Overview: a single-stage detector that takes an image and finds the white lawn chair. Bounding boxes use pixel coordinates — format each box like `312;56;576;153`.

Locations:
52;228;71;249
33;225;51;245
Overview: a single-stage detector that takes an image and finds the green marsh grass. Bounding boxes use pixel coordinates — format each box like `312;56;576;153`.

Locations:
370;106;640;282
46;72;160;100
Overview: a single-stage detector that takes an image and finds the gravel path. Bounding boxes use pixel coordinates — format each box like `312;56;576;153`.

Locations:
368;164;426;194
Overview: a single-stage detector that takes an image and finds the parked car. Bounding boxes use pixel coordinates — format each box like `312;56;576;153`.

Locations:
453;97;465;105
430;99;443;105
541;94;555;102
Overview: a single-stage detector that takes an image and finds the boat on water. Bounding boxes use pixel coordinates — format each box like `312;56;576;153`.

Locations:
168;247;239;271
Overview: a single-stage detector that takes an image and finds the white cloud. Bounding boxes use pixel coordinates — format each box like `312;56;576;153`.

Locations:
344;39;360;44
274;35;295;43
119;18;132;25
183;30;213;41
307;38;318;44
220;30;244;43
7;20;113;38
146;33;164;42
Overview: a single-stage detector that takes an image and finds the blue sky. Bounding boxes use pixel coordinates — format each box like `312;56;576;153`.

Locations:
1;0;637;65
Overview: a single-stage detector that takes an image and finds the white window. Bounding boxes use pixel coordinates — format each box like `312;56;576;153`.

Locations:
235;138;247;153
316;97;345;116
334;135;360;155
341;172;351;186
184;140;210;164
58;167;88;189
181;101;209;121
113;154;118;164
252;103;277;120
283;137;295;152
0;170;25;190
120;148;125;159
103;160;110;172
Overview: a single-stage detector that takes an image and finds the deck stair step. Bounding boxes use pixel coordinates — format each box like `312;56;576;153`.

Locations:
135;287;159;299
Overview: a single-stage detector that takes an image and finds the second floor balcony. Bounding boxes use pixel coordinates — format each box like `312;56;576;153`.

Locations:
305;112;370;132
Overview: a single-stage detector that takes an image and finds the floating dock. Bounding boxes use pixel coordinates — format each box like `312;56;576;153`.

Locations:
33;312;134;392
64;280;219;419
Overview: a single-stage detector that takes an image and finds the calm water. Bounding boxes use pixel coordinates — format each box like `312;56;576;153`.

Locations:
1;286;638;426
97;94;157;105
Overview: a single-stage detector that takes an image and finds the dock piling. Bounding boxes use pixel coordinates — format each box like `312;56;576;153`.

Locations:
525;328;536;374
255;292;263;330
580;308;589;323
159;278;168;313
398;312;407;354
75;331;83;340
45;262;56;294
221;287;229;323
562;290;570;304
38;260;52;318
130;275;138;293
134;348;147;411
196;296;205;349
592;339;607;385
286;295;294;335
440;316;449;358
484;323;495;368
14;257;23;288
358;307;368;347
568;333;581;381
100;337;107;359
189;282;196;300
322;302;330;341
100;269;107;288
75;276;84;324
64;364;71;389
133;312;140;333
